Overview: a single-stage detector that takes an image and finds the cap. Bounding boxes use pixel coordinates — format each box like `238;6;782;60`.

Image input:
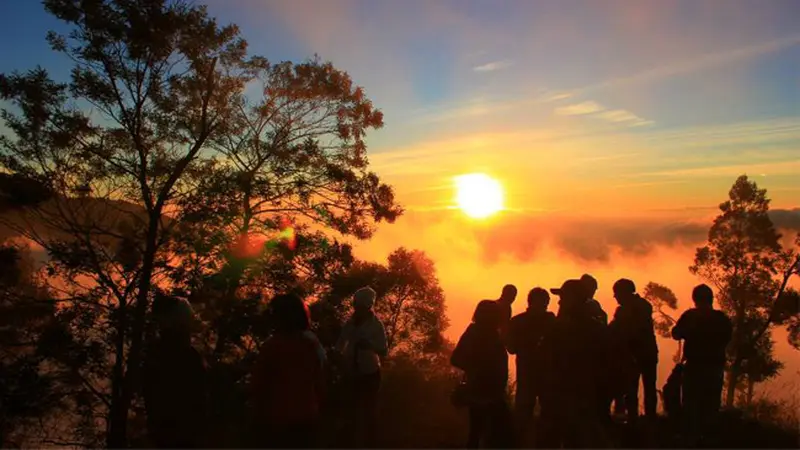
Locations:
353;286;377;309
550;279;586;298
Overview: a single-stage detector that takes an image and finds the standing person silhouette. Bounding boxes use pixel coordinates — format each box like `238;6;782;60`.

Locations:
671;284;732;447
250;293;326;448
143;295;208;449
335;287;388;448
609;279;659;425
495;284;517;341
506;288;556;446
579;274;614;427
581;274;609;326
539;279;610;448
452;300;514;448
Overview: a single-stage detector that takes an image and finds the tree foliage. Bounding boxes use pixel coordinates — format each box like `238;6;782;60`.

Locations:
642;281;679;339
319;248;448;357
0;0;401;446
690;175;799;407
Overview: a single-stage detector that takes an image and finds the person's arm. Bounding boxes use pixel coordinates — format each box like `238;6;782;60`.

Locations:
721;315;733;345
450;329;472;371
370;318;389;358
249;343;274;407
334;321;352;354
671;312;688;340
505;318;519;354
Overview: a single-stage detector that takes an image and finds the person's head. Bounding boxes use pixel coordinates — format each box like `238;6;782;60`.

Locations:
612;278;637;305
550;279;585;316
527;287;550;312
692;284;714;309
270;292;310;334
152;295;198;341
500;284;518;304
472;299;502;330
353;286;377;320
580;274;598;298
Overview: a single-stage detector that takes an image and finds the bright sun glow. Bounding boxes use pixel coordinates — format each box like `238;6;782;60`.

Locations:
454;173;504;219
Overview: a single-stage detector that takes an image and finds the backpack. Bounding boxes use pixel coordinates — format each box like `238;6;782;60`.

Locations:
662;343;685;418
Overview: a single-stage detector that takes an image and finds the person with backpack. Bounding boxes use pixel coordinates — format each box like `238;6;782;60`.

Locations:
505;287;556;444
143;295;209;448
249;293;326;448
671;284;732;446
451;300;514;448
335;286;388;447
608;278;659;424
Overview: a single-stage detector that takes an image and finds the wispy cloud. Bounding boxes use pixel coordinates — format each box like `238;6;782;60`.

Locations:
540;91;574;102
596;110;654;127
577;33;800;93
556;101;653;127
473;60;513;72
555;101;605;116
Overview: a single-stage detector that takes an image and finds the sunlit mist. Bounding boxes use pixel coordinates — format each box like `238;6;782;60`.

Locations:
454;173;504;219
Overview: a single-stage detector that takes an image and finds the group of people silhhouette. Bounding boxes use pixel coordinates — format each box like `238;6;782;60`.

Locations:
138;275;732;449
141;286;387;449
451;277;733;448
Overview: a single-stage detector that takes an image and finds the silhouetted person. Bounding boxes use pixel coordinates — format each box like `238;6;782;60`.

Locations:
579;274;614;426
250;293;326;448
495;284;518;346
143;296;208;449
539;279;609;448
581;274;609;325
609;279;659;424
451;300;514;448
671;284;732;446
335;287;388;448
505;288;556;444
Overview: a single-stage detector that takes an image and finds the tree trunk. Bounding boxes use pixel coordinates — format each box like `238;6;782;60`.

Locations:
107;219;160;448
746;377;755;406
107;303;127;443
725;358;743;408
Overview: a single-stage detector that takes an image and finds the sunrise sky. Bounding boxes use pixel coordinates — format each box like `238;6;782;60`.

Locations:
1;0;799;397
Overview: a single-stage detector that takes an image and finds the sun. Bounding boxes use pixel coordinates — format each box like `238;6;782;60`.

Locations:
454;173;504;219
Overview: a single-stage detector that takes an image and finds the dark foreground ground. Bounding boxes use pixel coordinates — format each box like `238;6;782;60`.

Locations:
364;410;800;449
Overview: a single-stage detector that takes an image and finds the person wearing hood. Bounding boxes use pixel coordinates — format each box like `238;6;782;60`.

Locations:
609;278;659;424
451;299;513;448
335;286;388;447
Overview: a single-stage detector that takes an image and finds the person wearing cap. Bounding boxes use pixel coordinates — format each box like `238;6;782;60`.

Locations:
608;278;659;425
143;295;209;448
451;299;513;448
505;287;556;446
250;293;326;448
538;279;609;448
671;284;732;446
335;286;388;447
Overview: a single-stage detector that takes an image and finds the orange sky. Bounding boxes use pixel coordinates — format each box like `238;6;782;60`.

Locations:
352;184;800;403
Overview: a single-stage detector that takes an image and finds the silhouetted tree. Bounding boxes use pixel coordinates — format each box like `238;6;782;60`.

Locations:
323;248;448;357
690;175;799;408
0;0;262;445
643;281;679;339
0;243;66;447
